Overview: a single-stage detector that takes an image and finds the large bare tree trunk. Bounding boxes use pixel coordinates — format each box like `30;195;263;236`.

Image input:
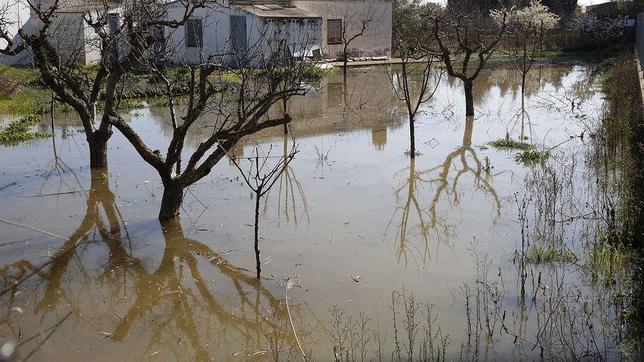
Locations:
159;180;184;222
464;80;474;116
88;132;110;169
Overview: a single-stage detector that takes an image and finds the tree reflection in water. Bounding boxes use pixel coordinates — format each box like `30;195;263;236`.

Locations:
387;116;502;266
0;172;319;360
262;133;310;228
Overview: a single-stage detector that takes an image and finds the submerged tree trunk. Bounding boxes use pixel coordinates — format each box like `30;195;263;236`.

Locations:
88;131;110;169
159;180;184;222
464;80;474;116
254;189;261;279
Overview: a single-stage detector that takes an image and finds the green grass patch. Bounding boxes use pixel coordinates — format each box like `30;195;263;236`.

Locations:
0;115;48;146
515;149;550;166
0;65;40;84
0;88;51;115
525;245;577;264
489;138;534;151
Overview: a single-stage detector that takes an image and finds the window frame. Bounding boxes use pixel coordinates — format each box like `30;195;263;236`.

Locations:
327;19;342;45
186;19;203;48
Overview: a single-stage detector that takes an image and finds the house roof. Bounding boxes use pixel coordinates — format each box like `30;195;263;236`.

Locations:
232;0;320;18
51;0;120;13
235;3;320;18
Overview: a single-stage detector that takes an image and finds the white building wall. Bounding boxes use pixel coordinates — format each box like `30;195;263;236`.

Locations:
165;3;322;66
246;16;323;63
47;13;89;64
292;0;392;58
1;1;28;47
165;3;242;65
0;0;32;64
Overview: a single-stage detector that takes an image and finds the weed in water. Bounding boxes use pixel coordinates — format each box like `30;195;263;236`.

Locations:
0;115;47;146
515;149;549;166
524;245;577;264
489;138;534;151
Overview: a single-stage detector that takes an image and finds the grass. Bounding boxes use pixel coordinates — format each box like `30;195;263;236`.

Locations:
515;149;550;166
489;138;534;151
0;65;40;84
0;115;48;146
525;245;577;264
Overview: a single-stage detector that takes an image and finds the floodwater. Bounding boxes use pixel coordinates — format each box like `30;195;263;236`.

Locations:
0;63;625;361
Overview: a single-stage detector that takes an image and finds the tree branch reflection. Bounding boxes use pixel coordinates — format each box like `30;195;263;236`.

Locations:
0;173;319;360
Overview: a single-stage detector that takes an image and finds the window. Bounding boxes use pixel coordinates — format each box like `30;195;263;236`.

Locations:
151;26;165;56
107;13;119;59
186;19;203;48
327;19;342;45
107;13;119;34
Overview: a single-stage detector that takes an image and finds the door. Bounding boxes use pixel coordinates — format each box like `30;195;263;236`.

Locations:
230;15;247;65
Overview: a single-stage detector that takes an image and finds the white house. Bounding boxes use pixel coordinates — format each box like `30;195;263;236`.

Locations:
0;0;121;65
2;0;392;66
163;0;324;65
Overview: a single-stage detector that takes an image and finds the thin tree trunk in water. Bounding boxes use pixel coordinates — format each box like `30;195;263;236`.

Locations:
159;181;184;222
464;81;474;116
254;189;261;279
520;89;526;141
343;47;348;84
409;116;416;158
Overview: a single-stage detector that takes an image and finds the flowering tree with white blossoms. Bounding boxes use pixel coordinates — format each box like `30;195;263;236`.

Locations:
492;0;559;141
569;14;628;42
493;0;560;97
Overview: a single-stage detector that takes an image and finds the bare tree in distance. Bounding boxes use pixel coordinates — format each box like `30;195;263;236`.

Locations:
493;0;559;140
230;143;298;279
428;6;508;116
337;5;379;82
387;46;442;157
0;0;207;169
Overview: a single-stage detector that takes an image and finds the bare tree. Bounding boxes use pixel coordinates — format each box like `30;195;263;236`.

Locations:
337;6;377;82
230;144;297;279
108;34;314;221
0;0;206;169
387;47;442;157
428;7;508;116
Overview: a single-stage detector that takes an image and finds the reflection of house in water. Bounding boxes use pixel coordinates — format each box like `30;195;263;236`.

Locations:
326;81;344;108
145;64;586;151
147;68;406;149
371;126;387;150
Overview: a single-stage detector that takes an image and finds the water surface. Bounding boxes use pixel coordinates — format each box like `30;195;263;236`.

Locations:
0;63;619;360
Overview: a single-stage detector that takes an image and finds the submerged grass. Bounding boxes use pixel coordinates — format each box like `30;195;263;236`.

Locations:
516;149;550;166
0;115;47;146
489;138;534;151
595;53;644;358
524;245;577;264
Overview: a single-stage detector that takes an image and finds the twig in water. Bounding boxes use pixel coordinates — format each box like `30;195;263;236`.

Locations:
0;218;68;241
285;278;307;361
0;182;17;192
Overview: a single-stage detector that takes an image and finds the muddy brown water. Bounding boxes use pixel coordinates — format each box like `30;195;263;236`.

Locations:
0;64;622;361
